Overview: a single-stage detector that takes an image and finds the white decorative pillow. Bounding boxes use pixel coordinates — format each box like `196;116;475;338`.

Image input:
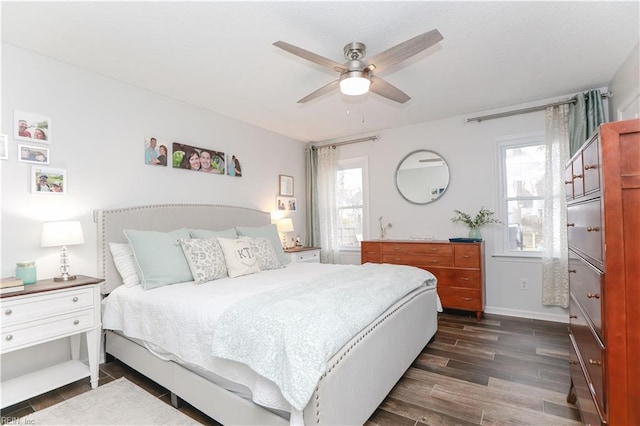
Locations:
248;237;283;270
217;237;260;278
109;243;141;287
179;238;228;284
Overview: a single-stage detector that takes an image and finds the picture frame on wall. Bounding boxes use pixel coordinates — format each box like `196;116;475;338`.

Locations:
14;111;51;144
227;154;242;177
172;142;225;174
18;144;50;164
0;135;7;160
145;136;168;167
287;197;297;212
31;166;66;194
279;174;293;196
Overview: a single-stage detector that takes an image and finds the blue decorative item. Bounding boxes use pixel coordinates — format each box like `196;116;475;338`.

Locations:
16;261;37;284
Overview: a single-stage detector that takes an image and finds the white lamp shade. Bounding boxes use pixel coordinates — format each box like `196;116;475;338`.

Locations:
339;75;371;96
276;218;294;233
41;221;85;247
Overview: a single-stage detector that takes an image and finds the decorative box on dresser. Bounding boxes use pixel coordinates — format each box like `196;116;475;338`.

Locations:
565;118;639;425
361;240;485;320
0;276;103;409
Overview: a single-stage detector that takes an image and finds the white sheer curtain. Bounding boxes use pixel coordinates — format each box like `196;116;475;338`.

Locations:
542;104;570;307
316;146;339;264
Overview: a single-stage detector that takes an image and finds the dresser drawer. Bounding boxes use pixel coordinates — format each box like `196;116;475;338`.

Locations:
360;242;381;263
582;137;600;196
381;242;453;256
2;287;95;326
431;268;481;290
454;245;480;268
437;287;481;311
1;309;95;353
571;155;585;198
291;250;320;263
382;254;454;268
570;313;605;414
569;334;605;425
569;251;603;338
567;199;603;265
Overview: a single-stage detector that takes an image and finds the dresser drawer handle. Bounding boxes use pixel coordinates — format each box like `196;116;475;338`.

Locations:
72;297;79;302
568;269;576;273
573;174;583;179
569;360;579;365
588;359;602;366
586;227;600;232
73;319;80;325
564;180;573;185
567;223;575;227
461;297;473;301
584;164;598;170
462;255;470;258
587;293;600;299
5;334;13;341
460;277;470;281
366;251;377;254
4;309;12;316
569;314;578;319
430;260;439;263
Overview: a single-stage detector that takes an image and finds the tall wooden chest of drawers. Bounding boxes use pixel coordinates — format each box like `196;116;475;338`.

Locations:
566;119;639;425
361;240;485;320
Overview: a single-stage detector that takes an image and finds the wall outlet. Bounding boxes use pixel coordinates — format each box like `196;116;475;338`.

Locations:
520;279;528;290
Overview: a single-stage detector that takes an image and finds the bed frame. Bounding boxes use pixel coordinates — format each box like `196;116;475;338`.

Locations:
95;204;438;425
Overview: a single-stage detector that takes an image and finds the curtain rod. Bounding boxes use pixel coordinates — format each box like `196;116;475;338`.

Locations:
311;135;379;149
465;92;612;123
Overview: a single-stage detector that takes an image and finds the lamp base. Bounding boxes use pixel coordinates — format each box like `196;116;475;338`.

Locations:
54;275;77;282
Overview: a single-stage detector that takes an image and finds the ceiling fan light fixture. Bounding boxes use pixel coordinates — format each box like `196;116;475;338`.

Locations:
339;71;370;96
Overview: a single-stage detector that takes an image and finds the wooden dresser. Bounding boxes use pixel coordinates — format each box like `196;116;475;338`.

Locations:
565;118;639;425
361;240;485;320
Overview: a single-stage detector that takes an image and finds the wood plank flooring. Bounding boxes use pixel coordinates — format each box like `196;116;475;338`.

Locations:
1;311;580;425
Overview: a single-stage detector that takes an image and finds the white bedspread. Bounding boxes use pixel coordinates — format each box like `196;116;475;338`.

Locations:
101;263;437;416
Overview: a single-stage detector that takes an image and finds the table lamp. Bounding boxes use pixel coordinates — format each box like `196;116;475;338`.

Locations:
41;220;85;281
276;218;294;249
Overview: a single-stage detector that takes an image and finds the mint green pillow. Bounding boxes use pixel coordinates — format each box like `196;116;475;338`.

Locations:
189;227;238;239
124;228;193;289
236;224;290;265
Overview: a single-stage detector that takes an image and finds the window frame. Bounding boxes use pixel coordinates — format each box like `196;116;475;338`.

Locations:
336;156;369;251
495;132;545;258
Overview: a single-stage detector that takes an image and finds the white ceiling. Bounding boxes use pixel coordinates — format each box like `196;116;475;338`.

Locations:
2;1;638;142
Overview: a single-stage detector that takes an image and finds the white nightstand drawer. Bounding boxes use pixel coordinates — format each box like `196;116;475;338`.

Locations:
287;248;320;263
2;287;94;326
1;309;95;353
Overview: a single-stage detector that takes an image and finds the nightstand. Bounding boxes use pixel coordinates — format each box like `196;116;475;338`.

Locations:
284;247;321;263
0;275;103;408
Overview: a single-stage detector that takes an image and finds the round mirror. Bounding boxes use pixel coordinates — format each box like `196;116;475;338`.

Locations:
395;150;450;204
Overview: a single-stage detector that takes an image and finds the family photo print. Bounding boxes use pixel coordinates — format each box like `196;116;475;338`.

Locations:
14;111;51;144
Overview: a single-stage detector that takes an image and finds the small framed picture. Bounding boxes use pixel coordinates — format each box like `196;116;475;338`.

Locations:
14;111;51;144
31;166;66;194
18;144;50;164
276;197;288;211
287;197;298;212
145;136;169;166
0;135;7;160
227;154;242;177
279;174;293;196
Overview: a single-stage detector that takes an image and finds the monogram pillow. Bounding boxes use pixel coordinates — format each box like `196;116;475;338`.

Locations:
179;238;228;284
248;237;283;270
217;237;260;278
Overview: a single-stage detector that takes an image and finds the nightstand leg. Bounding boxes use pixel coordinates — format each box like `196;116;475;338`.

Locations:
69;334;81;360
86;327;100;389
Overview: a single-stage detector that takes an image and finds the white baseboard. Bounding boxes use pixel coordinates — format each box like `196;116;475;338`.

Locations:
484;306;569;323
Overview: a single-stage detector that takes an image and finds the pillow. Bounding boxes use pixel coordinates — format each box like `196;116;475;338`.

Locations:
217;237;260;278
179;238;228;284
124;228;192;289
109;243;140;287
189;227;238;239
248;237;283;271
235;224;290;265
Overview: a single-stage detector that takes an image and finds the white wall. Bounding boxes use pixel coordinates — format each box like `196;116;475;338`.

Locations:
608;43;640;120
1;44;306;380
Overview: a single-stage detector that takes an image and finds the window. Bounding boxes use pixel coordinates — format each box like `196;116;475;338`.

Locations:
498;134;545;252
336;157;368;249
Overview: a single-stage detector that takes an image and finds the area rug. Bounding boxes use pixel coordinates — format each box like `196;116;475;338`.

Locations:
21;377;200;425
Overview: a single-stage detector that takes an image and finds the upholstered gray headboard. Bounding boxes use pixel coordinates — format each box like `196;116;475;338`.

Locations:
94;204;270;294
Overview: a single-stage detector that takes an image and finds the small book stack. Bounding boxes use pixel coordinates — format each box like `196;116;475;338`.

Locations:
1;277;24;294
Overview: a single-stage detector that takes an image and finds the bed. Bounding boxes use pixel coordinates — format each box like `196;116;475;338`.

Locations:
96;204;439;425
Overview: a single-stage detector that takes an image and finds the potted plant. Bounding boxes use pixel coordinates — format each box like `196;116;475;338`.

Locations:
451;207;501;239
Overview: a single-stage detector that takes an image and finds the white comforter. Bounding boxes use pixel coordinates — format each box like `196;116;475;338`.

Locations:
101;263;437;417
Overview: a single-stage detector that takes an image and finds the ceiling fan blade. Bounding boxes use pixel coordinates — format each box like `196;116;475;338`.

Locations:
369;76;411;104
273;41;347;72
367;29;443;74
297;79;340;103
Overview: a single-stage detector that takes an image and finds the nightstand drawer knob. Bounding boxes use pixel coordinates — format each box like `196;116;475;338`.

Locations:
72;297;79;302
5;309;12;316
73;319;80;325
5;334;13;341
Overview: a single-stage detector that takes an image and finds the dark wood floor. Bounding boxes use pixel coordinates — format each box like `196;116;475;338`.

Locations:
1;312;580;425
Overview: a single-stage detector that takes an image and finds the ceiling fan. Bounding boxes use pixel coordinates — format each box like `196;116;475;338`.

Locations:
273;29;443;104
